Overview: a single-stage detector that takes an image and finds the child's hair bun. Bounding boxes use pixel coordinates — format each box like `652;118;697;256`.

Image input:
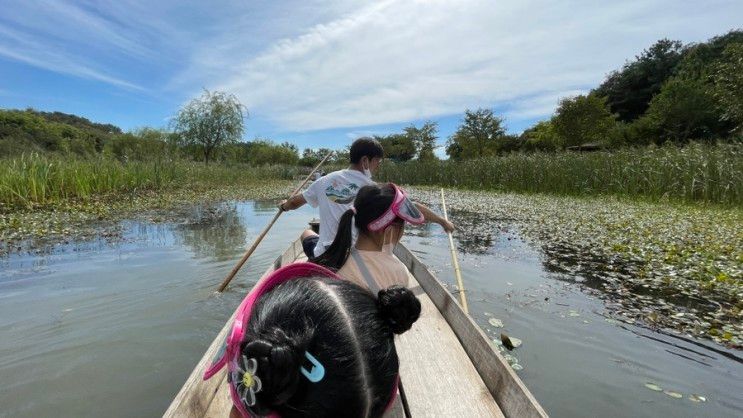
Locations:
244;328;308;411
377;285;421;334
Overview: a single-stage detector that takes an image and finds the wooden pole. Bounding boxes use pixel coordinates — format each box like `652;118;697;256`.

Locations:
216;152;334;292
441;188;468;313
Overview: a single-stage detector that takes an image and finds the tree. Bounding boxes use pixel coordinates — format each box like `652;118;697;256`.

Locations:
595;39;685;122
172;90;246;164
299;148;334;166
375;134;416;162
712;42;743;135
643;76;722;143
403;121;439;160
446;108;506;159
551;95;617;148
245;140;299;165
520;121;559;151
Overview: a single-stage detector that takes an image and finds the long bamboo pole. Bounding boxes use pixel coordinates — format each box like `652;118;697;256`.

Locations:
216;152;334;292
441;188;468;313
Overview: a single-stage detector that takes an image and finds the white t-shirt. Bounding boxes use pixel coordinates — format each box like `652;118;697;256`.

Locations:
303;169;375;257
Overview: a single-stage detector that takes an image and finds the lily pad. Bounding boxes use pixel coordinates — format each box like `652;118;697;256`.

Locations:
488;318;504;328
511;363;523;371
510;337;523;348
664;390;683;399
644;383;663;392
688;394;706;403
568;310;580;317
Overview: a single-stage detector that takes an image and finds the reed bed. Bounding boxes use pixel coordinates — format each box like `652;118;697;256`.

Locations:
379;143;743;205
0;154;300;209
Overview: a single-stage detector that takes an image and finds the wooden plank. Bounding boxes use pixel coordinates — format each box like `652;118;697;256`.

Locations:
395;245;549;418
396;281;505;417
163;309;236;417
202;374;232;418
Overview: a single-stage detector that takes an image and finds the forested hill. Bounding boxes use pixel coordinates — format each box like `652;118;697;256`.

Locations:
0;108;124;156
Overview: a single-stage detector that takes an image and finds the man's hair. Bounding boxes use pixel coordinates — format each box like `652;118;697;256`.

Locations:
349;137;384;164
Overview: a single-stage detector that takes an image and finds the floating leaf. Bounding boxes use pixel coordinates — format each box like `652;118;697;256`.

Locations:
488;318;504;328
510;337;523;348
568;310;580;317
511;363;523;371
688;394;706;403
644;383;663;392
664;390;683;399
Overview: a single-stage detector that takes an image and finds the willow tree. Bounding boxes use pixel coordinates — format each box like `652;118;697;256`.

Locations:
173;90;246;164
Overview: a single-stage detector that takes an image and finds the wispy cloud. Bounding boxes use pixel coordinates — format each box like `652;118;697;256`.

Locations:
0;25;144;90
175;0;743;132
0;0;185;91
2;0;741;137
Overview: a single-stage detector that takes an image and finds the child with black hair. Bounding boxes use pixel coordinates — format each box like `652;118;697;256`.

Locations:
278;137;455;260
311;183;423;292
203;262;421;418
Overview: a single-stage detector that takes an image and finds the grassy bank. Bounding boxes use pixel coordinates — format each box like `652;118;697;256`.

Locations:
0;154;301;209
380;143;743;205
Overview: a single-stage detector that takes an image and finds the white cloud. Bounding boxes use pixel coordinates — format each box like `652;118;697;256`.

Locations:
177;0;743;131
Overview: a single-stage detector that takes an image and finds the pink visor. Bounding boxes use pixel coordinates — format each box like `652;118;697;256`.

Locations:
367;183;425;232
203;262;399;417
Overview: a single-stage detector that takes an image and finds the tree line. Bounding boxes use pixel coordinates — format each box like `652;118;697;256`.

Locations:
446;30;743;159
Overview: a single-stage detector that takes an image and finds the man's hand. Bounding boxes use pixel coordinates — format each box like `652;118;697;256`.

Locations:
278;194;308;212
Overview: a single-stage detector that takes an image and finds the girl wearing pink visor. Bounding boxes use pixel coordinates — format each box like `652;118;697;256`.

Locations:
311;183;425;292
203;262;421;417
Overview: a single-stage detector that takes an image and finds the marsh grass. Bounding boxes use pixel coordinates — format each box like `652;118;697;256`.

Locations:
379;143;743;205
0;154;300;209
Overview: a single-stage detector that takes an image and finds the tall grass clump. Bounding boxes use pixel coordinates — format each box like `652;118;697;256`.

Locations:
0;154;301;209
379;142;743;205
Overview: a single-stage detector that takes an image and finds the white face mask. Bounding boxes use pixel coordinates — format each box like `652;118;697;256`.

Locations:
362;158;372;179
381;224;402;254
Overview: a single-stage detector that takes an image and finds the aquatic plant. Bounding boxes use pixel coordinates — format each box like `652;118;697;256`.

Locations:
0;153;301;209
379;142;743;205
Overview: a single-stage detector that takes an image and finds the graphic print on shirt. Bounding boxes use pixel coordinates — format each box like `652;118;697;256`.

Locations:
325;181;360;204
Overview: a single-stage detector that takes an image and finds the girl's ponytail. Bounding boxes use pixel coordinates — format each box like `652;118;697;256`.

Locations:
311;208;355;270
377;285;421;334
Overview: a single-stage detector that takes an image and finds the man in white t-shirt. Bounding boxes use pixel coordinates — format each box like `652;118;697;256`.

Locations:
279;137;455;258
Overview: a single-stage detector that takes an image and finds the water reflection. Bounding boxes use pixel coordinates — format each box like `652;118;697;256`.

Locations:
450;209;497;255
252;199;281;213
174;203;248;261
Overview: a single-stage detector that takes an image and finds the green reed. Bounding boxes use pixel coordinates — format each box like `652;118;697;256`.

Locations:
0;154;301;209
378;143;743;205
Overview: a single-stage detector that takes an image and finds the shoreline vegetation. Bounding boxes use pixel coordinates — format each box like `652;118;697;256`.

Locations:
1;142;741;210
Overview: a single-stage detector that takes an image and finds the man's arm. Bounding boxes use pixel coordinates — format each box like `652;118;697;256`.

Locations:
415;202;455;233
279;194;307;211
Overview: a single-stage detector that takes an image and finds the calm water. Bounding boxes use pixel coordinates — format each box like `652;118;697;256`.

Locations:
0;201;740;417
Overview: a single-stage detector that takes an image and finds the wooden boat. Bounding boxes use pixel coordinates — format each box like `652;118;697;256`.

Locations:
165;237;548;417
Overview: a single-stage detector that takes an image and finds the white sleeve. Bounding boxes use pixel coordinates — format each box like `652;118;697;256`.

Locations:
303;178;322;208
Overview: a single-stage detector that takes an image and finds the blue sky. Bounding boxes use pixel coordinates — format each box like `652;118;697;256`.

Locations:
1;0;742;156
